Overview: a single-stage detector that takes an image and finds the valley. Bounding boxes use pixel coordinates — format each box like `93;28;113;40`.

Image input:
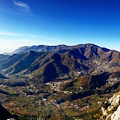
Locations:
0;44;120;119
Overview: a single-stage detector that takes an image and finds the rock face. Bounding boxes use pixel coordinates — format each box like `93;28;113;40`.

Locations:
111;105;120;120
100;91;120;120
108;94;120;112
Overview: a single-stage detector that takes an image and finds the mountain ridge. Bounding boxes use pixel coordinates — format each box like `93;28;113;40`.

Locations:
12;43;113;55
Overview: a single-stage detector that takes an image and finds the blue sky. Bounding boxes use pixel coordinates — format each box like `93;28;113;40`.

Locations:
0;0;120;53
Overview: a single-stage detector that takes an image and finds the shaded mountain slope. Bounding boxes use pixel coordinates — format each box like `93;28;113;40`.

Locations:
60;72;110;91
75;72;110;89
0;54;9;69
0;54;9;61
4;51;46;74
0;105;18;120
1;53;26;69
0;73;7;79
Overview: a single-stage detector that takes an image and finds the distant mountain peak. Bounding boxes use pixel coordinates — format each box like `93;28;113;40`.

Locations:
12;44;69;54
12;43;101;54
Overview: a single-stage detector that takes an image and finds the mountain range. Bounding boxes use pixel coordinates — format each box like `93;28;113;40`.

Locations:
0;43;120;83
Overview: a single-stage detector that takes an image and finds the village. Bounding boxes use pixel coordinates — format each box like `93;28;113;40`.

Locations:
0;76;92;116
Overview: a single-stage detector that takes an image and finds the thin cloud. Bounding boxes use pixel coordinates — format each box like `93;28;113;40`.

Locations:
0;30;62;43
46;37;61;42
13;0;30;12
0;31;40;38
29;35;39;38
0;31;23;36
28;34;44;38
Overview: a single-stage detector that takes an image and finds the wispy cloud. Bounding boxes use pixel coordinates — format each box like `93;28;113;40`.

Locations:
0;31;41;38
29;35;39;38
13;0;30;12
0;31;62;46
28;34;44;38
45;37;61;42
0;31;23;36
0;39;29;42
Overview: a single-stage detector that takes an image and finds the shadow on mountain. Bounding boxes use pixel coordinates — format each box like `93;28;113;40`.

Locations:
0;105;18;120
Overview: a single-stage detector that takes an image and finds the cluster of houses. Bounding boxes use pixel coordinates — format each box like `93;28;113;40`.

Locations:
36;97;90;112
63;103;79;110
46;80;71;92
107;77;120;84
63;103;90;111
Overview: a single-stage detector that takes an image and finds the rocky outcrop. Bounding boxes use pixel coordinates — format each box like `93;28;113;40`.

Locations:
111;105;120;120
100;91;120;120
